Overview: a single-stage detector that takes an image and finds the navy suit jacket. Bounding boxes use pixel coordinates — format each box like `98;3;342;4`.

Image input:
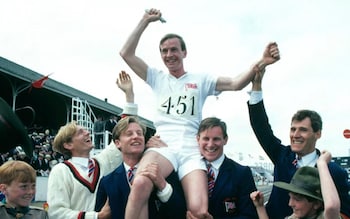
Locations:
95;164;186;219
209;156;258;219
248;100;350;219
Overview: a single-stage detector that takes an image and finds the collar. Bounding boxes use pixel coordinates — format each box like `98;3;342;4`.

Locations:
168;71;188;80
71;157;90;168
4;203;30;218
205;154;225;170
123;162;139;172
297;151;318;167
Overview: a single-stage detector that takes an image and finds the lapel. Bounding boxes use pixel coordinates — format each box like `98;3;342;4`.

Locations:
115;165;131;197
115;165;132;214
211;157;232;198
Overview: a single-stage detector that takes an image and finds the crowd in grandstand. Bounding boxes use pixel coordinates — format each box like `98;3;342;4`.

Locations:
0;129;64;176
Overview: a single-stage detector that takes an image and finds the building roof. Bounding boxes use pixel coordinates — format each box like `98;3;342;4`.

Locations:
0;56;155;130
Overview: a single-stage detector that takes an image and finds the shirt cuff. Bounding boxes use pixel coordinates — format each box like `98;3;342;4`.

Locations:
121;102;138;116
82;211;98;219
156;182;173;203
248;91;263;105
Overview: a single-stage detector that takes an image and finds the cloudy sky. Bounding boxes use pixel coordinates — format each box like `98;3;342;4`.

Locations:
1;0;350;163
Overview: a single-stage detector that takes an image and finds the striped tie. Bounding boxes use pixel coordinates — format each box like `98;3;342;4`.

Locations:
207;163;215;197
292;156;302;169
128;167;136;184
88;159;95;177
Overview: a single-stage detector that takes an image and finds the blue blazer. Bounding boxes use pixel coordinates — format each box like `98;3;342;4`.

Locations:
248;100;350;219
209;156;258;219
95;164;186;219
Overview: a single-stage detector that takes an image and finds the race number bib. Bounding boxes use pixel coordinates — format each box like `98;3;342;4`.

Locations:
158;89;199;119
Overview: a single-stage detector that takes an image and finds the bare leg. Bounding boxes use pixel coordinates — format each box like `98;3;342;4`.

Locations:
125;151;173;219
182;169;209;218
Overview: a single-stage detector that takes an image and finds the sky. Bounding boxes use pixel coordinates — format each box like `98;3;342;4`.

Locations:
1;0;350;164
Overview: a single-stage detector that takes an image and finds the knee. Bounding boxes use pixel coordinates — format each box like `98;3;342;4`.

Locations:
129;176;153;199
188;209;209;219
187;201;208;218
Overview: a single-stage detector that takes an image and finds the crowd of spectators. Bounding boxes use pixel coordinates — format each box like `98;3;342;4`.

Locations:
0;128;64;176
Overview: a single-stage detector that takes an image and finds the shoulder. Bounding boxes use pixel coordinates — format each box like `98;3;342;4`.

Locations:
0;205;10;218
186;72;215;80
29;207;48;217
104;165;124;180
48;162;72;181
147;67;164;78
93;144;123;171
49;162;69;173
29;206;45;211
224;157;249;168
328;161;348;176
223;157;253;173
53;161;70;168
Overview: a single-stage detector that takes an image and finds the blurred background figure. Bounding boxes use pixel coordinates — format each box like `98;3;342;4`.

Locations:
94;115;105;149
105;115;118;144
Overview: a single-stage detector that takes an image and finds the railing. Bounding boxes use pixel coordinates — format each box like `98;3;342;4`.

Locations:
71;97;96;140
71;97;111;149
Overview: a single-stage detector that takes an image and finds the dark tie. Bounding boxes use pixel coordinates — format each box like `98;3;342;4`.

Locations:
128;167;136;184
207;163;215;197
88;159;95;177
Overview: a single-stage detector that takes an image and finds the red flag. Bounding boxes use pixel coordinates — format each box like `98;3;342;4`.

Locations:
32;75;49;88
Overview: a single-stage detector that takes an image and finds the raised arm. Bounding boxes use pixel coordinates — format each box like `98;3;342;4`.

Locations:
251;60;266;92
216;42;280;91
116;71;134;103
116;71;138;117
317;150;341;219
250;191;269;219
119;9;164;81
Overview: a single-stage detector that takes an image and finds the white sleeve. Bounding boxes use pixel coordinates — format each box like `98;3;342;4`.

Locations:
156;182;173;203
94;141;123;176
248;91;263;104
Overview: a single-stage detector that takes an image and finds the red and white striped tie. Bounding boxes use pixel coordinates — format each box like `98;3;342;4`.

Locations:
128;167;136;184
88;159;95;177
207;163;215;197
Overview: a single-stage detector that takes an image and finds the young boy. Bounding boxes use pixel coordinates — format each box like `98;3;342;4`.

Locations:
250;150;343;219
0;160;48;219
